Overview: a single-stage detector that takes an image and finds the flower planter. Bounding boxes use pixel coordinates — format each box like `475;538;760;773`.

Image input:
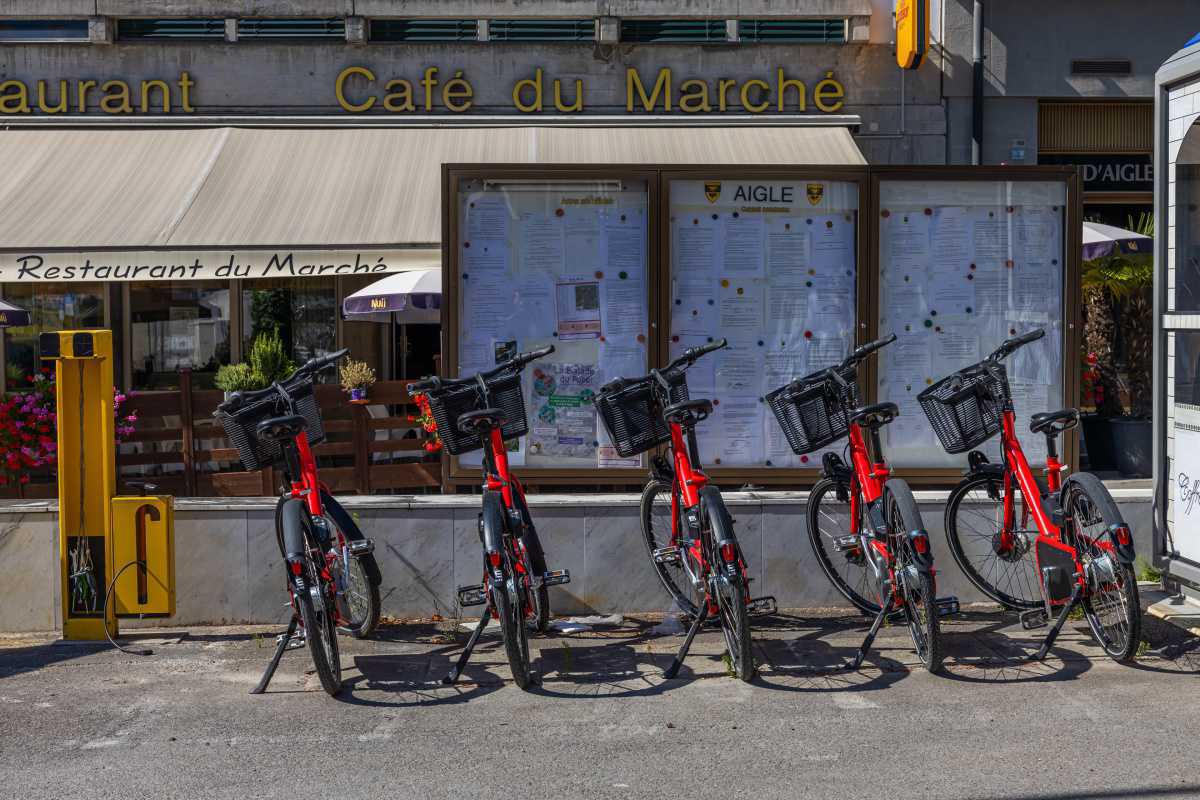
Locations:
1110;417;1152;478
348;387;369;404
1080;414;1115;472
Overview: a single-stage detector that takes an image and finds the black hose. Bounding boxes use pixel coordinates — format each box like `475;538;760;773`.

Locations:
102;561;154;656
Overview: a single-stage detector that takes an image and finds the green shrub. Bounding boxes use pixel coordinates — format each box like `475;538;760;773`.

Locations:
214;362;262;393
248;329;295;386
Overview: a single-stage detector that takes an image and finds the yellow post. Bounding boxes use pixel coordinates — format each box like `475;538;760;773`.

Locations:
43;330;117;640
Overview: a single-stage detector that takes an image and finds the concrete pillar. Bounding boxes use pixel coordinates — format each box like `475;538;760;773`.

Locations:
476;19;488;42
224;18;237;43
346;16;366;44
726;19;739;42
87;16;112;45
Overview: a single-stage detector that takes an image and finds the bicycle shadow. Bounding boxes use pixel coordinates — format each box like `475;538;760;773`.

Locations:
1122;613;1200;676
338;644;504;707
749;614;910;693
528;617;688;698
936;612;1094;683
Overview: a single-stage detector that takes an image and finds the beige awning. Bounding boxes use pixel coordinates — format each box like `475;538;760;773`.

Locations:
0;123;865;253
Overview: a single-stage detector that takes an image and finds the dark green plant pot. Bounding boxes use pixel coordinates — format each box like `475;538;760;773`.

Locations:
1110;417;1152;478
1080;414;1115;472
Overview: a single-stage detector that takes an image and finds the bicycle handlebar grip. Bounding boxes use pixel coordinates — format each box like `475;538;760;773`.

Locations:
524;345;555;362
407;378;437;394
1015;328;1045;345
854;333;897;360
687;338;728;360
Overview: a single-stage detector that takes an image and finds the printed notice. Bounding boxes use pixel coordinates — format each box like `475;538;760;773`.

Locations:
555;277;602;340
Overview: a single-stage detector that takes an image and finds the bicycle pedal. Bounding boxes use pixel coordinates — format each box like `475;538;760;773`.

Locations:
1019;608;1048;630
347;539;374;556
652;546;682;565
935;596;960;618
833;535;860;553
542;569;571;587
747;596;777;616
282;633;305;650
456;584;487;607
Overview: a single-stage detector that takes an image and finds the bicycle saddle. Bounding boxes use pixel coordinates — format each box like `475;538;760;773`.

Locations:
851;402;899;428
256;414;307;441
457;408;505;435
1029;408;1079;435
663;399;713;425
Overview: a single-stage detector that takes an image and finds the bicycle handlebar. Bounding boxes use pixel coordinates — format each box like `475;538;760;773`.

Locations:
665;338;728;372
848;333;897;366
406;345;556;395
217;348;350;412
986;328;1045;363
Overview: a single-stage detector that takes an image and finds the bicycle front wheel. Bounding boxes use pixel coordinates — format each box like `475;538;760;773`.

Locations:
886;480;943;673
1063;472;1141;662
806;477;878;614
945;474;1043;610
641;479;702;617
493;576;533;689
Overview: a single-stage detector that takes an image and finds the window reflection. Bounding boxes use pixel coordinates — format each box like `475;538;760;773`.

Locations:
3;283;105;390
130;281;230;390
242;277;336;369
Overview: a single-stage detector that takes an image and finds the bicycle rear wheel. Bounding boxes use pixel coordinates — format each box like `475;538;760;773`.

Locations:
641;479;702;617
944;474;1042;609
493;576;533;689
1063;472;1141;662
806;477;878;614
886;480;943;673
295;557;342;696
703;490;754;682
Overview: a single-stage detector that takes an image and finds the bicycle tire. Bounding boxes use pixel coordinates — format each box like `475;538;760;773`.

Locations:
641;479;702;617
944;474;1043;610
703;491;754;682
806;477;879;615
322;490;382;639
280;499;342;695
1063;472;1141;662
493;576;533;689
295;571;342;696
885;479;943;673
514;492;551;633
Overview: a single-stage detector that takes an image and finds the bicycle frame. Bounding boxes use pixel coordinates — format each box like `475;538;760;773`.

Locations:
998;409;1061;546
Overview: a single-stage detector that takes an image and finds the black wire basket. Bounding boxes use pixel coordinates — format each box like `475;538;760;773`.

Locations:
595;368;689;459
765;364;859;455
215;376;325;471
424;369;528;456
918;362;1008;454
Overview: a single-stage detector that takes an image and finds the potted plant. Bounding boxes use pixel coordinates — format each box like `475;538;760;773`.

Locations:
1080;214;1153;476
339;358;376;404
408;392;443;454
213;329;297;400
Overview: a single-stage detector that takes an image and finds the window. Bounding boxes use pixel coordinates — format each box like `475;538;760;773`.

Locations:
117;19;225;41
0;19;89;42
242;277;336;371
488;19;594;42
130;282;230;390
370;19;478;42
3;284;105;391
237;18;345;40
620;19;727;44
739;19;845;44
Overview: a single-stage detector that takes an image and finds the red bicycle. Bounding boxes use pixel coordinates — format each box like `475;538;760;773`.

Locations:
597;338;770;682
922;329;1141;662
769;334;952;673
216;349;382;697
409;346;570;690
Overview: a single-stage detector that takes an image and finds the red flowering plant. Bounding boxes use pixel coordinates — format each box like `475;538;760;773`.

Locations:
0;367;138;488
1080;351;1105;411
408;392;443;454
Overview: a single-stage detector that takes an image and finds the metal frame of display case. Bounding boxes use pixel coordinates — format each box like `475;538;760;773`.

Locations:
442;163;1081;489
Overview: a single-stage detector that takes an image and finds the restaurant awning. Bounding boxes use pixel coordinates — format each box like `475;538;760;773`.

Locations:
0;120;865;281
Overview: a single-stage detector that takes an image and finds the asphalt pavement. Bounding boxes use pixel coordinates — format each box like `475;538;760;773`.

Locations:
2;603;1199;800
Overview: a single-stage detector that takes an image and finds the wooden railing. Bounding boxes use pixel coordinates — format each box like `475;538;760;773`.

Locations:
112;372;440;497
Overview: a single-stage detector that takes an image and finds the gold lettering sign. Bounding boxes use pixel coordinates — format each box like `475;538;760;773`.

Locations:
369;297;387;310
0;73;195;115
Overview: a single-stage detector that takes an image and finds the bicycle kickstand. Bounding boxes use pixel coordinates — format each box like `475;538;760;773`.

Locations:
1029;580;1084;662
250;615;298;695
847;590;895;671
444;605;492;685
663;604;710;679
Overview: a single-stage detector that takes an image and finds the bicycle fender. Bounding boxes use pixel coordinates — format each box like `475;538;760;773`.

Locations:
321;489;382;586
278;498;310;563
480;490;507;567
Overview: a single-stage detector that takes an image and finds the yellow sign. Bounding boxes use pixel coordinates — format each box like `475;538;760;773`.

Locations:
807;183;825;206
704;182;722;203
896;0;930;70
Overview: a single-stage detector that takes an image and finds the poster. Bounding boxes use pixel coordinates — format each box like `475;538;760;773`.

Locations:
877;181;1067;468
457;179;650;468
1172;405;1200;565
669;179;859;466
